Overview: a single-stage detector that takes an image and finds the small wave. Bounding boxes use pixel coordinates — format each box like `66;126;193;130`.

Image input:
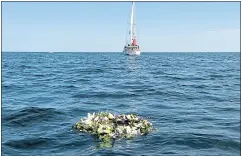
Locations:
146;90;196;100
77;68;106;74
5;137;53;149
181;84;209;89
2;84;23;90
65;85;78;89
55;84;78;89
201;95;226;102
33;74;45;77
2;84;11;89
128;88;156;93
163;75;207;81
208;74;231;79
72;92;140;99
19;65;34;69
149;71;167;75
3;107;62;127
77;78;90;82
162;133;240;151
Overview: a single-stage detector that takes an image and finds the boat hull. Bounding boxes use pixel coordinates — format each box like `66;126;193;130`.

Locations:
124;50;140;55
123;47;140;55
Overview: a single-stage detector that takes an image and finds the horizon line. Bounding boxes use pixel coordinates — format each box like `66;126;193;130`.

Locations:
2;51;240;53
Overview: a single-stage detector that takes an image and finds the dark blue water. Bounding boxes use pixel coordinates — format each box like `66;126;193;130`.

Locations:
2;52;240;156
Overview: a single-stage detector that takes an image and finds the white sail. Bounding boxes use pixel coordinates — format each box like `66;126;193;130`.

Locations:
123;2;140;56
130;2;134;43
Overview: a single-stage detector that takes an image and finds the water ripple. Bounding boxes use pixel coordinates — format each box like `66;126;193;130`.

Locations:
2;52;240;156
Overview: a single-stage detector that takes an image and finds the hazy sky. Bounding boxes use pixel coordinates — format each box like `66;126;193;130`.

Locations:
2;2;240;52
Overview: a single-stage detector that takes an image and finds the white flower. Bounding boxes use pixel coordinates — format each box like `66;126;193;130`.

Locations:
125;126;132;134
131;129;138;136
108;113;114;119
97;126;104;134
109;133;115;137
94;116;99;122
103;116;109;121
87;113;95;120
126;115;131;120
85;119;92;126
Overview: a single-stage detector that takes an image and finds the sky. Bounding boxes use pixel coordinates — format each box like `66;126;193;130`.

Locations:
2;2;240;52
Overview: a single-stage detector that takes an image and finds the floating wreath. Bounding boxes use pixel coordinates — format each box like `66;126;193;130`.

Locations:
73;112;153;140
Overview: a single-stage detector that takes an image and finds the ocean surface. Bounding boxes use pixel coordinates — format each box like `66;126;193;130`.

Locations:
2;52;240;156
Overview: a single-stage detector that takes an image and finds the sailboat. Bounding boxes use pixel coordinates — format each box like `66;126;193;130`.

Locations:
123;2;140;56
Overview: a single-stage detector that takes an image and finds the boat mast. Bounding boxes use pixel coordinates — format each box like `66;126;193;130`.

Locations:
130;2;134;44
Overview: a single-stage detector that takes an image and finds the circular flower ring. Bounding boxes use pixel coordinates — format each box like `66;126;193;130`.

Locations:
73;112;153;140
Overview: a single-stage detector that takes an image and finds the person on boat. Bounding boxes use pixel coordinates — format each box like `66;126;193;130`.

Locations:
132;38;136;46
